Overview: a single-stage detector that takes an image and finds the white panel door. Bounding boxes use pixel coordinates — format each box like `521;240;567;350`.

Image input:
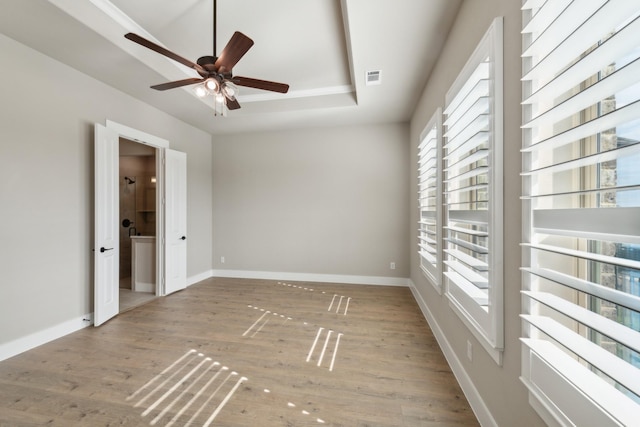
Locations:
94;123;119;326
164;149;187;294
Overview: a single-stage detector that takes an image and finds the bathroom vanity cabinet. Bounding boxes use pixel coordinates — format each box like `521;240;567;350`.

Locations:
131;236;156;293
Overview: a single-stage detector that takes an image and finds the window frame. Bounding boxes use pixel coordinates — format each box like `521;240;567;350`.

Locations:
418;108;443;293
521;0;640;424
442;17;504;364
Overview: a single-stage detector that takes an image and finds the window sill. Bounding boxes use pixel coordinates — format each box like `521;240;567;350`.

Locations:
521;338;639;427
446;291;503;365
420;265;442;294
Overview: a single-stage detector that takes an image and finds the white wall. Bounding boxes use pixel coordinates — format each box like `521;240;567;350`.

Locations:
0;33;213;347
410;0;545;425
212;123;410;282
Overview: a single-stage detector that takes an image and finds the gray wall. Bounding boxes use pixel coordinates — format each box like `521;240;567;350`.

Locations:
212;123;410;279
1;1;549;423
0;33;213;344
410;0;544;425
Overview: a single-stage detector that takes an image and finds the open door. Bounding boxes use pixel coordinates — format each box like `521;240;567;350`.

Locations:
94;124;119;326
164;149;187;294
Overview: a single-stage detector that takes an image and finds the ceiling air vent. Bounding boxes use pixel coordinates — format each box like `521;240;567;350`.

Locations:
366;70;382;86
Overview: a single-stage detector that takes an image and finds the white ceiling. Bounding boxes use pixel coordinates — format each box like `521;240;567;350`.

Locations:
0;0;462;135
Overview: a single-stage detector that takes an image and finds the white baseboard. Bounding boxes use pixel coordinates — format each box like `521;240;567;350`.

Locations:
408;280;497;427
211;269;409;287
187;269;214;287
0;313;93;362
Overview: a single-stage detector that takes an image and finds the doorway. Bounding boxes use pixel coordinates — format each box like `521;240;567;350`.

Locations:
118;138;158;312
94;120;187;326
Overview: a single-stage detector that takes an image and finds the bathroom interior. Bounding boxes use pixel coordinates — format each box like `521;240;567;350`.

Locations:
119;137;157;312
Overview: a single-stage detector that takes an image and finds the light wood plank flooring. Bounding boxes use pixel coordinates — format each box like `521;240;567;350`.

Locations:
119;288;157;313
0;278;479;426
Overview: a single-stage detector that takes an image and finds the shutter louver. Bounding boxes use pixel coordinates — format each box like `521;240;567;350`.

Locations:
418;110;443;290
442;18;504;358
522;0;640;423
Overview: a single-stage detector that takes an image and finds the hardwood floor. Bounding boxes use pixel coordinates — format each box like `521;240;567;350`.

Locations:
119;289;157;313
0;278;479;426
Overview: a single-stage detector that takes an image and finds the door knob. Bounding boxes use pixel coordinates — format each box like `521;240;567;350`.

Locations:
100;247;114;253
180;236;186;240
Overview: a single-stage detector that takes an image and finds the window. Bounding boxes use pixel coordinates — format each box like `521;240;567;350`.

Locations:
521;0;640;424
443;17;503;362
418;109;443;292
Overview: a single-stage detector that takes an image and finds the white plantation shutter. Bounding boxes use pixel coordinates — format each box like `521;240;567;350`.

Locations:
418;110;443;291
443;17;503;360
522;0;640;424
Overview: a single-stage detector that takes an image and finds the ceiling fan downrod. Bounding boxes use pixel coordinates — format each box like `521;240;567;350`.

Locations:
213;0;217;58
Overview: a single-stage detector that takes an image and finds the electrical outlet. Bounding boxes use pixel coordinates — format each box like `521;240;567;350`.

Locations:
467;340;473;362
390;262;396;270
220;256;225;264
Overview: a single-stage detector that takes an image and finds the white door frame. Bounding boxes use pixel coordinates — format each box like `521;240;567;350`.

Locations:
106;120;169;296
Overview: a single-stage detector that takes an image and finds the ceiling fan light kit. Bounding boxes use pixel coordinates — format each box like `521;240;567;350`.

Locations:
124;0;289;117
192;78;239;117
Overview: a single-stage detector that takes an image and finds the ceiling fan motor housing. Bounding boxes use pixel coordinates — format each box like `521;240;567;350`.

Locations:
197;56;218;74
123;1;289;113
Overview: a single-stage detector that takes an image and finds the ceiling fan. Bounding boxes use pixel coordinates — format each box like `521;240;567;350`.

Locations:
124;0;289;113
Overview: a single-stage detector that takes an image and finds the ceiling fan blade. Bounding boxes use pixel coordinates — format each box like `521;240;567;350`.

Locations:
125;33;206;76
226;97;241;110
150;78;205;91
214;32;254;73
233;76;289;94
